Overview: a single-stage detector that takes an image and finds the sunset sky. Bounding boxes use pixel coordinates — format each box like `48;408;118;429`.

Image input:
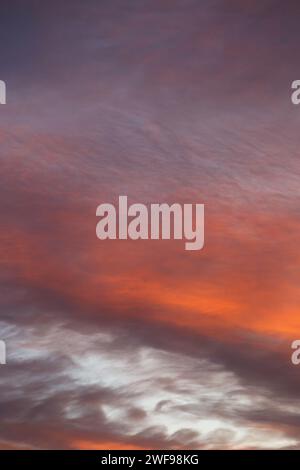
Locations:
1;0;300;449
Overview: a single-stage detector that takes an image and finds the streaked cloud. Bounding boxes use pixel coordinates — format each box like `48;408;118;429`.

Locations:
1;0;300;449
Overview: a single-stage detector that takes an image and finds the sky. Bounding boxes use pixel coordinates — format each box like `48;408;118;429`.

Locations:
1;0;300;449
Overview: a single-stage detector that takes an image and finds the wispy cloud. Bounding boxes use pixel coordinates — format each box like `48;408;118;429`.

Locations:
1;0;300;449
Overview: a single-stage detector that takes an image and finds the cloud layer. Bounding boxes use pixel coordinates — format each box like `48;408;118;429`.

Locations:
1;0;300;449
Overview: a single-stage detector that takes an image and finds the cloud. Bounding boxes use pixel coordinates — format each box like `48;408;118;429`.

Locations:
1;0;300;450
